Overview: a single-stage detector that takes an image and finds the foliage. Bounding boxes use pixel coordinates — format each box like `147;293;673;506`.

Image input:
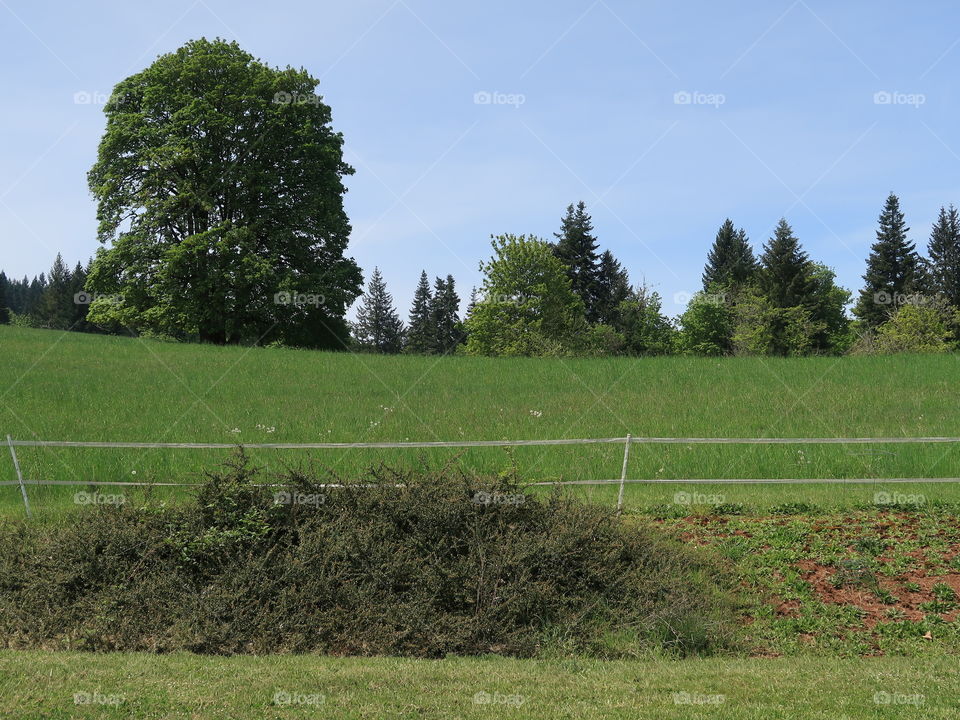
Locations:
0;453;738;658
352;268;404;353
868;302;958;354
85;38;362;348
702;219;758;290
465;234;587;356
677;289;735;355
854;193;926;328
618;286;676;355
927;204;960;307
404;271;434;354
553;201;602;321
429;275;464;354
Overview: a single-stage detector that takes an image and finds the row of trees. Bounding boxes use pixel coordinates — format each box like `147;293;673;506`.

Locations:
0;255;93;331
341;194;960;357
6;193;960;357
5;40;960;357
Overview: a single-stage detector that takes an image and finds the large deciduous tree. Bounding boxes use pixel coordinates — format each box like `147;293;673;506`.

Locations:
85;38;362;348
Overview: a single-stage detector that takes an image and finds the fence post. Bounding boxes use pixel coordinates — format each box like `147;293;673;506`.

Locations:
7;435;31;519
616;434;632;516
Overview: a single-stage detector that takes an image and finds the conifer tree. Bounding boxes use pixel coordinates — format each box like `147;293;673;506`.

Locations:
352;267;404;353
854;193;925;328
0;272;8;324
927;204;960;308
554;201;601;320
429;275;463;354
593;250;631;327
702;219;758;290
37;254;75;329
405;270;434;354
760;219;816;309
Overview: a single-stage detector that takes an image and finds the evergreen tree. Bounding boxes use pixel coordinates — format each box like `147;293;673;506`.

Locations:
37;254;74;329
702;219;758;290
756;219;820;356
405;270;434;354
70;261;91;331
927;204;960;308
593;250;631;327
429;275;463;354
352;268;404;353
0;272;8;324
554;201;601;320
760;219;816;309
854;193;925;328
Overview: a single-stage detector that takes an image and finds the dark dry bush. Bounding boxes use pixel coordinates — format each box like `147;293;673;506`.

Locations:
0;452;739;658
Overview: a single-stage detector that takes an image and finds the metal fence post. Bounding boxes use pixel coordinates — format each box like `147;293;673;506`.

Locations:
7;435;31;519
616;434;632;515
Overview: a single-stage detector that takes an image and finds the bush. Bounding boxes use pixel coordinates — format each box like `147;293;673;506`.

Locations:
0;453;738;658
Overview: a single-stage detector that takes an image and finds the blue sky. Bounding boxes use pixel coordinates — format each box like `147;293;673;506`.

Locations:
2;0;959;317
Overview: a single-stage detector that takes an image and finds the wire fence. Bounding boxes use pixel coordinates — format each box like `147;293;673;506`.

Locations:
6;433;960;518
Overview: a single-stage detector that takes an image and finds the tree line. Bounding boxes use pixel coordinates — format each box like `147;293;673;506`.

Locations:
3;38;960;357
5;192;960;357
339;193;960;357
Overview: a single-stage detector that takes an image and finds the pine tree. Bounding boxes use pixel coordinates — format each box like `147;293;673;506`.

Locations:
760;219;816;309
593;250;631;327
854;193;925;328
71;261;91;331
554;201;601;320
405;270;434;354
352;268;404;353
702;219;758;290
0;272;8;324
37;254;74;329
429;275;463;354
927;204;960;308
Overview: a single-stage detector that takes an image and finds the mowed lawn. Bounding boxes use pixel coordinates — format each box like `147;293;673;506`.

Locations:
3;324;960;516
2;650;957;719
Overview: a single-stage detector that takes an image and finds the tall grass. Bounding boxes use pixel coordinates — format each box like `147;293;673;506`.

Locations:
3;325;960;515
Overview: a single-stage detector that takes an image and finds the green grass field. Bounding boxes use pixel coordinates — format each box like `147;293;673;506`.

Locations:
2;324;960;517
2;651;956;719
4;325;960;718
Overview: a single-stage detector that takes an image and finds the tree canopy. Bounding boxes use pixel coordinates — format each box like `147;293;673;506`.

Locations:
85;38;361;348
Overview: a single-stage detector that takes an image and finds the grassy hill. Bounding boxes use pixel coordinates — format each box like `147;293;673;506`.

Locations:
2;324;960;515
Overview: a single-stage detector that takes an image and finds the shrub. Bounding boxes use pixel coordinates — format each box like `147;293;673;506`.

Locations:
0;453;738;658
